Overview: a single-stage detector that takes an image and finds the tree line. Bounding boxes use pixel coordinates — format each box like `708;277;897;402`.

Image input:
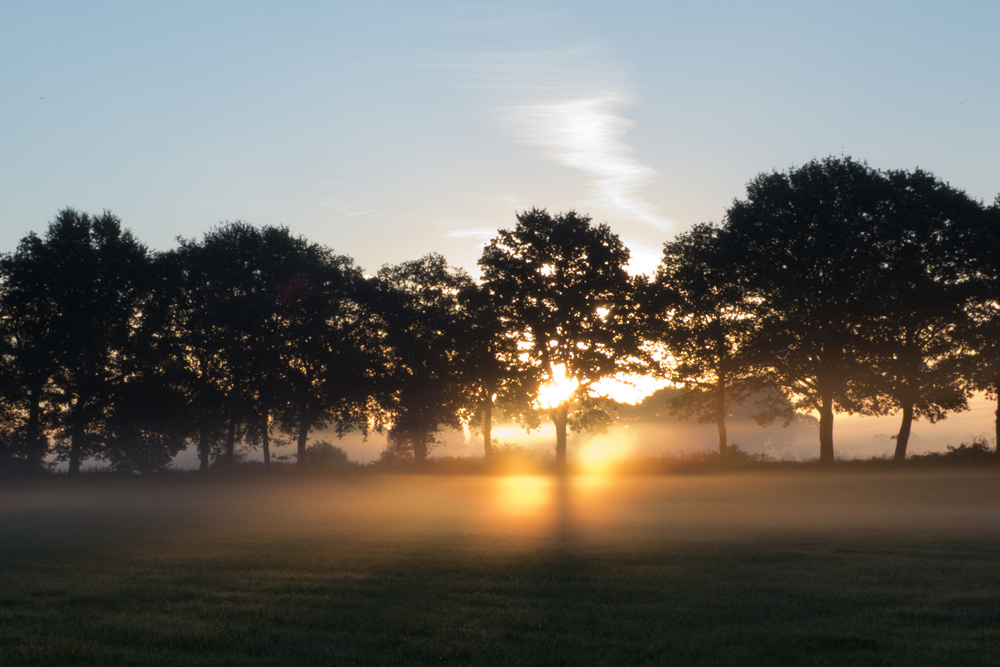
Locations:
1;156;998;475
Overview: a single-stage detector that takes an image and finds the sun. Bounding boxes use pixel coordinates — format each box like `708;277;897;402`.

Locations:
535;363;579;410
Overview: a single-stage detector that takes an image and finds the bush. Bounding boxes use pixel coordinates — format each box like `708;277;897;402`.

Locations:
304;441;351;467
944;437;995;463
909;436;997;467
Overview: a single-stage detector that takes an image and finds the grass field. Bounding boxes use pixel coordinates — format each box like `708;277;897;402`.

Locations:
2;470;1000;665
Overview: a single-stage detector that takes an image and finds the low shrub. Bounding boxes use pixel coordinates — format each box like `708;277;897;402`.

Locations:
910;436;997;467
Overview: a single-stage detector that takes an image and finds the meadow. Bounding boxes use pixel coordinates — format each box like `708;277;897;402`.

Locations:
2;470;1000;665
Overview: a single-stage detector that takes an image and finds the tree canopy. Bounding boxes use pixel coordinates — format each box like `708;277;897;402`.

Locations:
645;223;776;455
374;254;478;462
0;210;153;474
724;157;905;462
1;161;997;474
479;208;640;470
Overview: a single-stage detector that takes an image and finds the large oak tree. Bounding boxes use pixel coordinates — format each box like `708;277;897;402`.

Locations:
645;223;774;455
723;158;889;463
964;196;1000;454
374;254;478;462
864;169;983;461
479;209;639;471
1;210;153;474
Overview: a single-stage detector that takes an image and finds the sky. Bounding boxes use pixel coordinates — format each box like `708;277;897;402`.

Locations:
3;1;1000;458
3;0;998;277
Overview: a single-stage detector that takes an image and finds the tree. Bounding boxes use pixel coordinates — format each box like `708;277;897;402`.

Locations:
479;209;639;471
103;377;190;474
373;254;477;462
0;233;62;471
101;251;192;473
864;169;983;461
271;246;375;466
460;281;538;462
723;157;889;463
175;223;371;470
5;210;154;474
175;224;257;470
964;195;1000;454
645;223;777;455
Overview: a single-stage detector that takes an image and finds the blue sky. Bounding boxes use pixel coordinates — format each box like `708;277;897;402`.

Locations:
3;0;998;277
4;0;999;457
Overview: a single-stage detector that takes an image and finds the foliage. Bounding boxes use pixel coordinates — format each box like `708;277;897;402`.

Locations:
1;174;998;473
644;222;778;454
487;441;541;470
860;168;984;460
909;436;997;466
0;210;155;474
303;440;351;467
268;243;374;463
963;196;1000;453
374;254;478;461
460;282;538;461
479;208;640;468
102;378;190;474
724;157;903;462
175;223;374;470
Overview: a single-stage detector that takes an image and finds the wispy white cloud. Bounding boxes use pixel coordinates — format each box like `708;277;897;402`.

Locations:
503;91;670;231
445;226;497;241
340;207;374;218
455;43;672;232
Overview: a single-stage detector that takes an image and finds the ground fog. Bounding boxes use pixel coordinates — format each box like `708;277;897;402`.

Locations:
3;472;1000;665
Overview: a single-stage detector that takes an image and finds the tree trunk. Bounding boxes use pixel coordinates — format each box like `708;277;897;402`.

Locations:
261;412;270;469
995;387;1000;457
553;403;569;474
715;377;728;456
413;433;428;463
716;419;728;457
24;383;46;470
296;414;310;466
197;421;210;472
67;409;84;476
483;392;494;462
224;414;236;469
894;401;915;463
818;392;835;464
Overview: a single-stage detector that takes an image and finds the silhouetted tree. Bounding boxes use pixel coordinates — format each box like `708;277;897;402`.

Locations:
175;227;253;470
1;210;154;474
104;379;190;473
479;209;639;471
724;158;889;463
645;223;777;455
461;281;539;462
271;247;375;466
101;251;192;473
374;254;477;462
964;195;1000;454
176;223;367;470
863;169;983;461
0;233;62;471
